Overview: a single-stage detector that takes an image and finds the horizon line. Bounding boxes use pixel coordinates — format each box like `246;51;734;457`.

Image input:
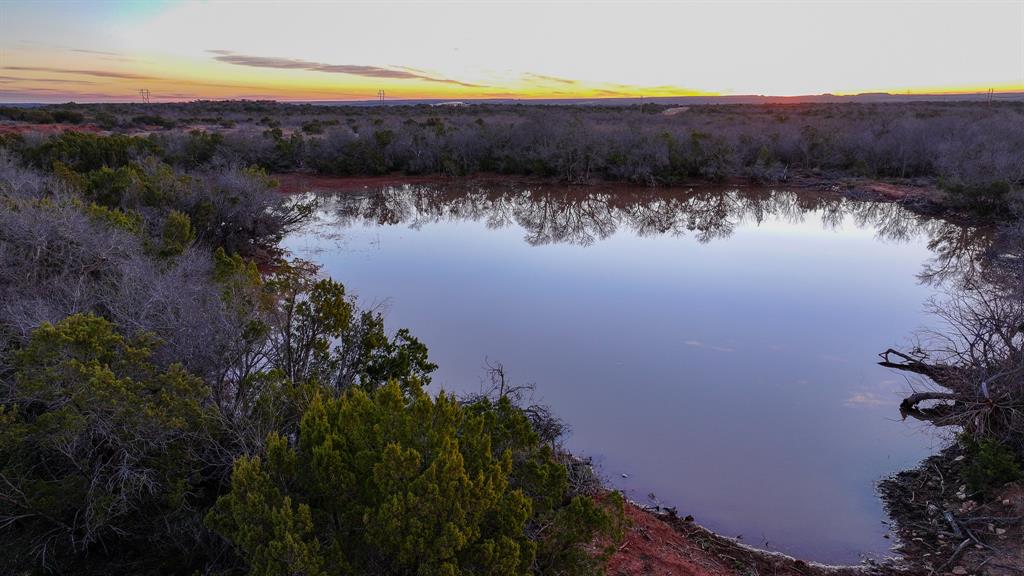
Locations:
5;89;1024;106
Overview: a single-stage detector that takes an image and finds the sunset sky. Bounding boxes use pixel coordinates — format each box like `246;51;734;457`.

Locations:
1;1;1022;103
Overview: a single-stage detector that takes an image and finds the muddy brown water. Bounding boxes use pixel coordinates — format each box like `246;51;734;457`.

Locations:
282;183;961;564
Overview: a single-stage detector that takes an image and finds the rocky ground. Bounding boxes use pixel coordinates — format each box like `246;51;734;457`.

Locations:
879;446;1024;576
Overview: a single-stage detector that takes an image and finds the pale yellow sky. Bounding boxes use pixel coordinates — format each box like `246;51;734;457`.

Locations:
1;1;1022;102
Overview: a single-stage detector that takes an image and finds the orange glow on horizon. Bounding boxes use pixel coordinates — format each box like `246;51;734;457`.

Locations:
1;1;1022;103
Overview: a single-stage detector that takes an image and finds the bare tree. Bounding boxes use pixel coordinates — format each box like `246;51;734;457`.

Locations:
881;222;1024;451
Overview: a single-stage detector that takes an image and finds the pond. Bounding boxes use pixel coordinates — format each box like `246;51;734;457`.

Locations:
282;182;959;564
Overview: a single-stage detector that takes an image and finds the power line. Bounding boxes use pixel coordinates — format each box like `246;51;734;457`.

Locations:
138;88;151;104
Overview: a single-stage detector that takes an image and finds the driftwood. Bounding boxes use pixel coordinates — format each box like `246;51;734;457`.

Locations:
878;349;973;425
898;391;961;425
878;348;970;390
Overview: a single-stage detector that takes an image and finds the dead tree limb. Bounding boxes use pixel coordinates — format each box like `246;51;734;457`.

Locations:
879;348;968;385
899;391;962;425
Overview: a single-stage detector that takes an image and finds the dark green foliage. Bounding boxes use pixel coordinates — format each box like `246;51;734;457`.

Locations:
160;209;196;256
302;119;325;134
0;106;57;124
942;180;1018;218
0;131;25;151
0;107;86;125
209;383;534;576
83;201;144;234
51;109;85;124
961;435;1023;496
267;272;437;393
534;492;626;575
260;128;305;171
270;273;354;386
181;129;224;167
468;396;627;576
84;164;140;206
14;137;308;257
52;159;88;191
132;114;177;129
0;314;215;574
23;131;155;172
209;383;624;576
213;245;262;286
360;324;437;390
94;111;120;130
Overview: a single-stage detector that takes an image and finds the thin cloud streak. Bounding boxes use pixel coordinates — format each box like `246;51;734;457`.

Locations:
2;66;361;95
522;73;578;85
683;339;736;353
208;50;486;88
0;87;134;101
4;66;157;80
0;75;96;85
71;48;121;57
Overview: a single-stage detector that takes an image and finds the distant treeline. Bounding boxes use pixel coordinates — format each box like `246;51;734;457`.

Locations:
0;106;85;125
2;102;1023;204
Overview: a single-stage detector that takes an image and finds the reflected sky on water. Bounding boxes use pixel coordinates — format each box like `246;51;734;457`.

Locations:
283;183;974;564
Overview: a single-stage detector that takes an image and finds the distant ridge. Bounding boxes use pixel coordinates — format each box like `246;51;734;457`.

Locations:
294;92;1024;107
5;92;1024;107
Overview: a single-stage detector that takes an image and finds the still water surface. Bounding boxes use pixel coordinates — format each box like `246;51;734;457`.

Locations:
282;183;955;564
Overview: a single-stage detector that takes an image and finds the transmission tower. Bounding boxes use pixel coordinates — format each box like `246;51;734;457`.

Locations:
378;89;385;105
138;88;151;104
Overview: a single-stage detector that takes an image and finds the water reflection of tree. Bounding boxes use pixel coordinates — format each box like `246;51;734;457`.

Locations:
311;183;1023;451
316;184;938;247
882;219;1023;454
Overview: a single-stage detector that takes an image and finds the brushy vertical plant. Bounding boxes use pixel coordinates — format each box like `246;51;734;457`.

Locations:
0;314;214;574
209;382;626;576
159;209;196;257
961;434;1023;496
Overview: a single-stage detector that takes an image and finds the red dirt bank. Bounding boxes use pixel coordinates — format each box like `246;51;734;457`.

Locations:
610;502;865;576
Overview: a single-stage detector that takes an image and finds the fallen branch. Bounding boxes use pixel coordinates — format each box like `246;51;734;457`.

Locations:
878;348;971;393
935;538;972;574
899;391;961;425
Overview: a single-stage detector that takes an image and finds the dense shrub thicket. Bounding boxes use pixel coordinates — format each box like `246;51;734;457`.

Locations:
209;383;624;576
4;101;1023;204
0;145;624;574
0;106;84;125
